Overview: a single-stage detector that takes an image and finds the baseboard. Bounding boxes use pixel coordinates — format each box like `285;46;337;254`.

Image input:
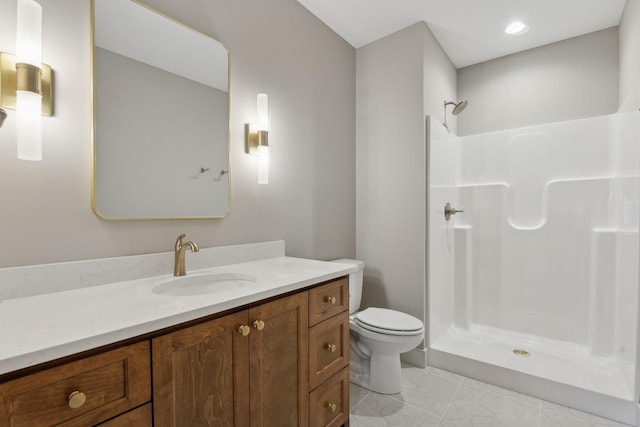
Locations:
400;347;427;368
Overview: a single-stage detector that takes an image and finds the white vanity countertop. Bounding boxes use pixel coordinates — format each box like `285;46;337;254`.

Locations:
0;256;356;376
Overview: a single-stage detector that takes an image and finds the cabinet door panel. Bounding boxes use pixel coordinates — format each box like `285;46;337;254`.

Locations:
249;292;309;427
308;278;348;326
0;341;150;427
309;311;349;390
309;369;349;427
152;311;250;427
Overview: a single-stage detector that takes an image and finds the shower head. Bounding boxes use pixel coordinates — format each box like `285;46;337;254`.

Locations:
0;108;6;128
443;100;468;130
444;100;468;115
452;100;468;115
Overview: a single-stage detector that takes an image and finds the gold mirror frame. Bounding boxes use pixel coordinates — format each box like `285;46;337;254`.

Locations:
90;0;231;220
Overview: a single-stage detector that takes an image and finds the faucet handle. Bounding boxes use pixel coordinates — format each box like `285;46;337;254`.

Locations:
175;234;186;250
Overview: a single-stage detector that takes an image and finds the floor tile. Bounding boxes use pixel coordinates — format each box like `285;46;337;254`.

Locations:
540;401;632;427
420;364;466;383
440;382;540;427
350;383;371;411
350;391;441;427
462;376;541;407
390;364;462;416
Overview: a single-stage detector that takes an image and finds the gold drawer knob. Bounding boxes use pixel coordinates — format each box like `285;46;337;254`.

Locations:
253;320;265;331
68;391;87;409
326;344;337;353
325;296;337;304
327;402;337;412
238;325;251;336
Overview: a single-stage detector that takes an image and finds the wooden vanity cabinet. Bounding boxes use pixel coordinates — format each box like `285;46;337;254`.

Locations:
0;276;349;427
152;291;309;427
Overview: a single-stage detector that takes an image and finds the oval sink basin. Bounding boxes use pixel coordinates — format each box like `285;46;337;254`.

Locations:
152;273;258;296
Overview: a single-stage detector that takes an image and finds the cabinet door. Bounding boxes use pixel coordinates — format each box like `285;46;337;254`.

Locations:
152;311;250;427
249;292;309;427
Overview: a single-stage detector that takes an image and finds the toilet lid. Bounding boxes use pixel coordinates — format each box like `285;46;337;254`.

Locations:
354;307;423;335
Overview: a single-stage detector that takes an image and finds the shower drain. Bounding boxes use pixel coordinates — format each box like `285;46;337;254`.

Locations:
513;349;531;357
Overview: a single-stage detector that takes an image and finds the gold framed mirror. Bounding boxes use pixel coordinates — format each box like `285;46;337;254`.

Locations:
91;0;230;220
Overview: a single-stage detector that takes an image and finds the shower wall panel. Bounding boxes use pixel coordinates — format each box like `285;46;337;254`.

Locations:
429;112;639;361
428;117;460;344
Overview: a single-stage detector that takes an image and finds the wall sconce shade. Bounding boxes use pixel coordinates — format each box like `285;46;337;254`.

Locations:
257;139;269;185
16;0;42;67
0;0;54;161
256;93;269;131
245;93;270;184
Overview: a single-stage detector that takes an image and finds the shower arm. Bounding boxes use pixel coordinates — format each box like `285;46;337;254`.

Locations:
443;102;450;127
443;101;457;127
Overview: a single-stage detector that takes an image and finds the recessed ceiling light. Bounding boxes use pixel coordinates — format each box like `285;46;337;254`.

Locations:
505;21;530;36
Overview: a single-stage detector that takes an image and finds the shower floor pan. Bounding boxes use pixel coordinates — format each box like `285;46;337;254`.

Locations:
429;325;635;425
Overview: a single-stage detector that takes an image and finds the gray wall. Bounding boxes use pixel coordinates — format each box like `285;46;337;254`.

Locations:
0;0;355;268
458;27;619;136
356;22;457;339
423;26;459;133
619;0;640;110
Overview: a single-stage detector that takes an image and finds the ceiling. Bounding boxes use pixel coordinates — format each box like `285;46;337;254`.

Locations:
296;0;628;68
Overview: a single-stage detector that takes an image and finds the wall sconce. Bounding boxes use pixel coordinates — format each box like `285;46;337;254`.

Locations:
245;93;269;184
0;0;53;161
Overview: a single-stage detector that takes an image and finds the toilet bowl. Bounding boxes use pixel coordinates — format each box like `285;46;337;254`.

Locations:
331;259;425;395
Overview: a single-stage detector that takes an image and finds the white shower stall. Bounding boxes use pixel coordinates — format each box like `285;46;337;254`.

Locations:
427;111;640;424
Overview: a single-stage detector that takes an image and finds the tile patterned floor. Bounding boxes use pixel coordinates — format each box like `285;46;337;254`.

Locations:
349;365;632;427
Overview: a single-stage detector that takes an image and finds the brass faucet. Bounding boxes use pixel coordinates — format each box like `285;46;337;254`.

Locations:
174;234;199;276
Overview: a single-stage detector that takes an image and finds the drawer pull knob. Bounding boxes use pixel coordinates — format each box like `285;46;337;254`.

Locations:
325;296;337;304
68;391;87;409
326;344;337;352
238;325;251;336
327;402;337;412
253;320;265;331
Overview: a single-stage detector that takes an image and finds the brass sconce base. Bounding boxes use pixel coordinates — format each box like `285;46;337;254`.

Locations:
0;52;53;116
245;123;268;154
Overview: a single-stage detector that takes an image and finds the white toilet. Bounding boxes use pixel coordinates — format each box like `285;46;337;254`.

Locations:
332;259;424;394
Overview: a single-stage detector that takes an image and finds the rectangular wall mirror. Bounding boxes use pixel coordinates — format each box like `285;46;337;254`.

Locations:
91;0;230;219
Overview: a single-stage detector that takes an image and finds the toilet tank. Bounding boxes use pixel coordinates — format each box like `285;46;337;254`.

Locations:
330;259;364;314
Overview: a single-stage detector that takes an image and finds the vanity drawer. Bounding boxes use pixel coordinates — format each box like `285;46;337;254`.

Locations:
0;341;151;427
309;368;349;427
309;310;350;390
308;277;349;326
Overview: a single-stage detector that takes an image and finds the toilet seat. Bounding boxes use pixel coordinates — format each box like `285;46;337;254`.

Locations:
354;307;424;336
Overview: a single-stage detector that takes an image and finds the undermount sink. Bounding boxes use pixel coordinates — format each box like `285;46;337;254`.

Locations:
152;272;258;296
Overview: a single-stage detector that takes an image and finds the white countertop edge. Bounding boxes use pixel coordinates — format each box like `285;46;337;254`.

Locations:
0;257;356;376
